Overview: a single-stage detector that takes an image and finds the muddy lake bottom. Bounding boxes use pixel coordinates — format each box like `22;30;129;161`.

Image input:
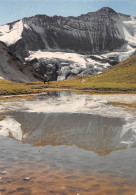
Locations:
0;91;136;194
0;162;136;195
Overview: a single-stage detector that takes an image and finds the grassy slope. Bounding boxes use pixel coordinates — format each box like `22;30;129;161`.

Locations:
39;53;136;92
0;54;136;95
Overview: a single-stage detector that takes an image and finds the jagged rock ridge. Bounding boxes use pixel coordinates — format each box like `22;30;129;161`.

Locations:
1;7;134;59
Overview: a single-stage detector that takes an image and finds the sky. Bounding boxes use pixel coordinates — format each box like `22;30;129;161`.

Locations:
0;0;136;25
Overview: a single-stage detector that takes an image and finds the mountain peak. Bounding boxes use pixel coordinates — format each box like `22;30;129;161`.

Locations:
97;7;117;15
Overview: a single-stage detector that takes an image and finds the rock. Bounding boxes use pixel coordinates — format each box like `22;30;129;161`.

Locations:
16;187;25;191
0;171;7;175
0;41;38;82
23;177;31;181
0;189;6;192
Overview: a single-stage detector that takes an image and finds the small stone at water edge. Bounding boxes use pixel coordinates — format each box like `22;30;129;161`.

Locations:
0;171;7;175
0;177;3;182
23;177;31;181
16;187;25;191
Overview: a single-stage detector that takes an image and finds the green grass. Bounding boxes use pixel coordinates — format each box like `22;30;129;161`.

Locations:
0;79;38;95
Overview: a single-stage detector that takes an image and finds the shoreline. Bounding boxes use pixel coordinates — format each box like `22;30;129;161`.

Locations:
0;87;136;100
0;88;136;110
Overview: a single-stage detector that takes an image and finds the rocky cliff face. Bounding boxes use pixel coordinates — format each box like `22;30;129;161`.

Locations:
0;7;134;58
0;41;37;82
0;7;136;80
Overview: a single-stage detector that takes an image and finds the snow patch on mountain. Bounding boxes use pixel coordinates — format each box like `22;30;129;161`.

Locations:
0;20;23;46
24;23;31;30
102;47;136;62
26;51;87;68
123;16;136;47
114;15;136;50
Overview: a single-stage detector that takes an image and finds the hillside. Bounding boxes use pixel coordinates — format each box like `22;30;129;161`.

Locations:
0;41;37;82
42;54;136;92
87;53;136;84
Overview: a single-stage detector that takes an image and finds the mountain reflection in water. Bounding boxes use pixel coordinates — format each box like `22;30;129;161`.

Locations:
10;111;125;156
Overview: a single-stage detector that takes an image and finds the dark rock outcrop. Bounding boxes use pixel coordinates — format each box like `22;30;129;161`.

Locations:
0;41;37;82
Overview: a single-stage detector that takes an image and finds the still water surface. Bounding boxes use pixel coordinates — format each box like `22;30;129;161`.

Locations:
0;91;136;194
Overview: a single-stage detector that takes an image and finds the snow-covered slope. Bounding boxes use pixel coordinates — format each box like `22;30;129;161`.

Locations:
122;16;136;47
0;20;23;46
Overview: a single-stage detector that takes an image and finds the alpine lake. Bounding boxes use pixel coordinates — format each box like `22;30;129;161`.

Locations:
0;91;136;195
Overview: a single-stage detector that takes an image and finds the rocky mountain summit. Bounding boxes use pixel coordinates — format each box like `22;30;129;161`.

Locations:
0;7;136;81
